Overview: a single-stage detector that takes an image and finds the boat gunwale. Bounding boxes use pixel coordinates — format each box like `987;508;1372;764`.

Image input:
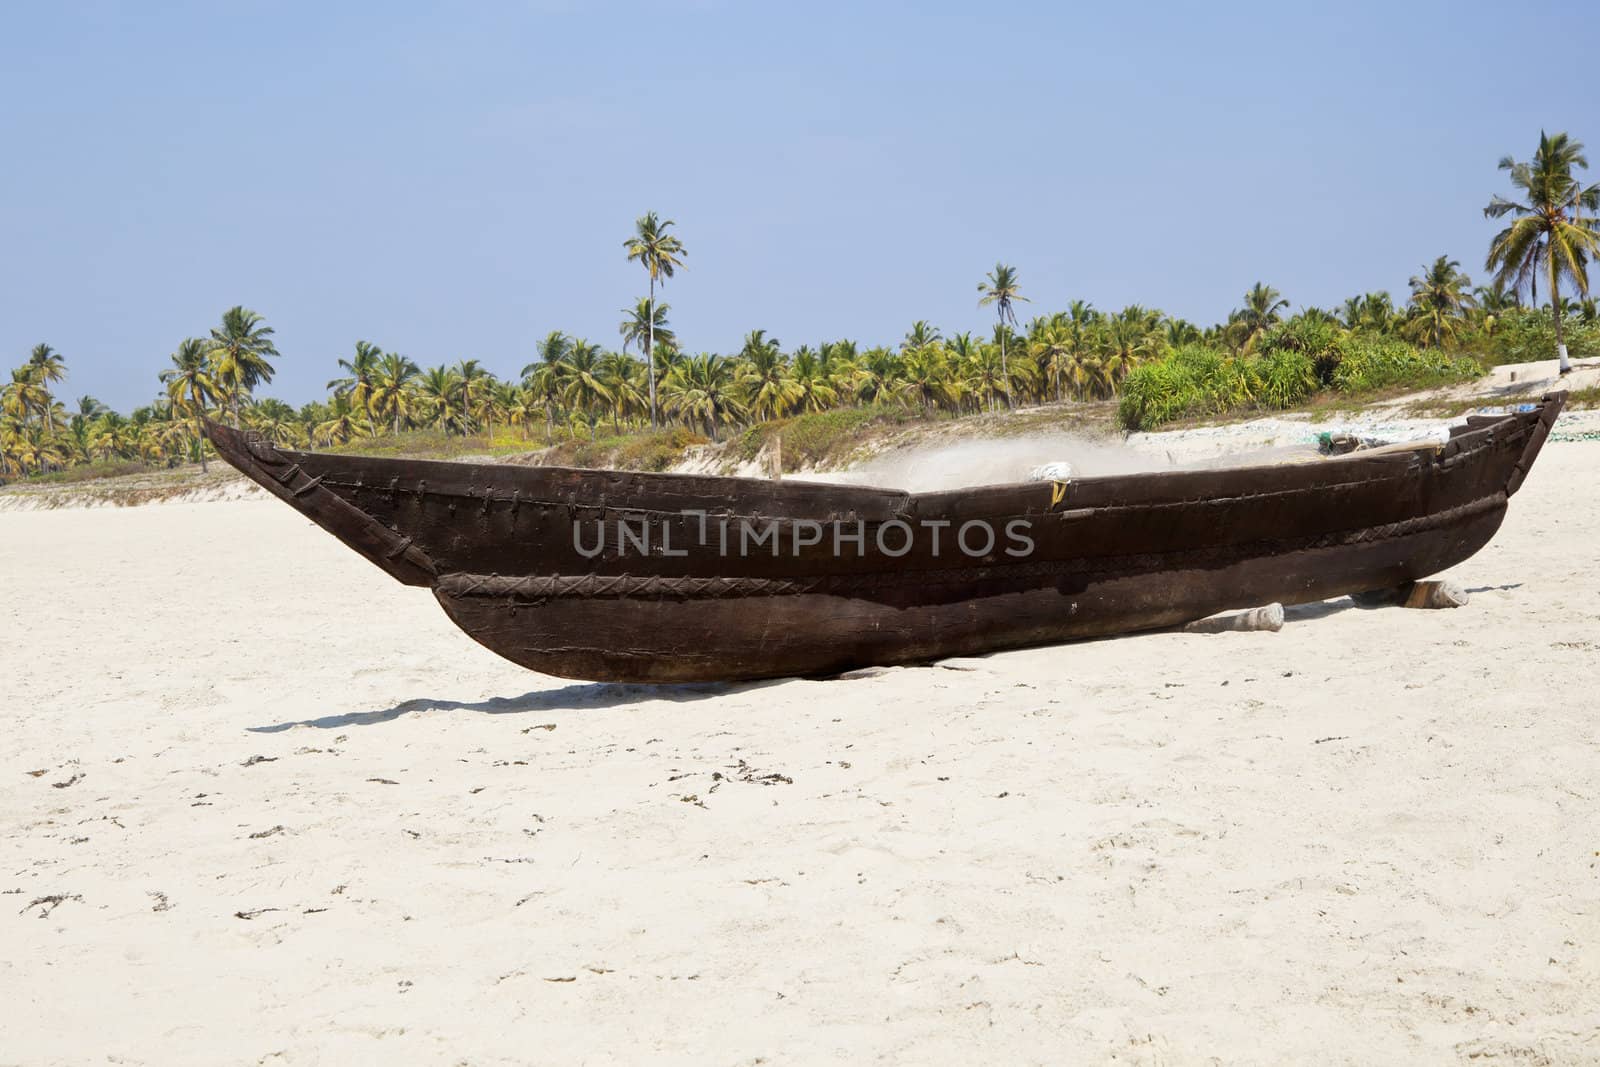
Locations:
272;398;1552;511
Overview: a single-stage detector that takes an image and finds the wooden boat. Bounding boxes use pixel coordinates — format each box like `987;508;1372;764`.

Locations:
204;393;1563;683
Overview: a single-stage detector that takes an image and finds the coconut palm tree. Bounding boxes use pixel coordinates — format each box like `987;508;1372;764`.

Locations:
90;411;132;460
245;398;302;447
1102;306;1161;381
902;344;954;412
416;365;467;434
522;332;573;444
500;383;538;441
1028;320;1073;401
1484;130;1600;373
1227;283;1289;352
455;359;493;434
964;343;1009;412
4;419;64;476
207;306;279;426
903;320;942;351
598;351;645;433
977;264;1028;407
327;340;383;416
159;338;218;471
738;330;800;420
480;380;518;439
560;340;612;441
1403;255;1476;349
314;394;375;447
790;348;839;413
371;353;421;435
663;354;743;440
1341;292;1397;333
619;298;676;364
853;346;905;406
624;211;687;428
26;344;65;433
2;367;50;427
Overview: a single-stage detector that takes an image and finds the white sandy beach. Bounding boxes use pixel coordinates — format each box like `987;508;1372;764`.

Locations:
3;434;1599;1065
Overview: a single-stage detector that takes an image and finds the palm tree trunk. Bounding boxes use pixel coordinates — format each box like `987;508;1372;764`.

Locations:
647;278;659;429
1551;261;1571;374
999;329;1009;409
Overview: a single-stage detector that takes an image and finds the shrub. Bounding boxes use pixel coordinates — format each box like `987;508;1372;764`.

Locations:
1250;348;1318;408
1117;345;1249;430
1331;337;1480;392
1463;307;1600;367
1262;317;1346;384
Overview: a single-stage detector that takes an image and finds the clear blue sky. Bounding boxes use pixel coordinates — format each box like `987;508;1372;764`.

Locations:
2;0;1594;411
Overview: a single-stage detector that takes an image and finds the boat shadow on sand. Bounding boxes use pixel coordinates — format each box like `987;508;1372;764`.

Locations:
1282;583;1521;622
250;585;1526;733
249;679;782;733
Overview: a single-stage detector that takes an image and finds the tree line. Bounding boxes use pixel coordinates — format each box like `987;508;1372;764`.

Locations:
4;130;1595;480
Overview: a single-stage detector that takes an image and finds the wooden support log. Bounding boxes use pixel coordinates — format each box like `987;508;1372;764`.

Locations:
1182;603;1285;634
1351;580;1470;609
1403;579;1470;609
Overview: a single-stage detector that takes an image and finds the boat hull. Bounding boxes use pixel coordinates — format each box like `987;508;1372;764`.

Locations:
205;394;1562;683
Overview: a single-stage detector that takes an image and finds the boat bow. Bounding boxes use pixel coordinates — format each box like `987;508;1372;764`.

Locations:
203;419;437;586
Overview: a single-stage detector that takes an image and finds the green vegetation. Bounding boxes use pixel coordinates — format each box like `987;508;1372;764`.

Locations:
1119;337;1483;432
1484;131;1600;373
3;130;1596;486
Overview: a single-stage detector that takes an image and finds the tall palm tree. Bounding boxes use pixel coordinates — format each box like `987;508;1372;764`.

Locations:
623;211;687;428
1484;130;1600;373
371;353;421;435
2;367;50;426
1403;255;1476;349
26;344;66;433
328;340;383;416
159;338;218;471
619;297;676;363
207;306;279;426
977;264;1028;407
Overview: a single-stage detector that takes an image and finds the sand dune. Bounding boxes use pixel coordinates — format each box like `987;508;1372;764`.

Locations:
2;439;1597;1065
